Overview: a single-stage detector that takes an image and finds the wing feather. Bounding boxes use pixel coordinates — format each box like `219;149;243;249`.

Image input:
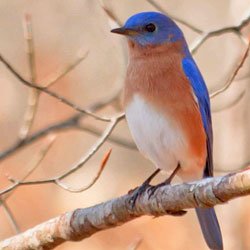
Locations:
182;57;213;177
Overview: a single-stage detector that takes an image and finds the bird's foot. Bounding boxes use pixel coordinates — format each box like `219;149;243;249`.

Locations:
148;164;181;199
128;168;161;208
129;182;151;208
148;182;167;199
148;182;187;217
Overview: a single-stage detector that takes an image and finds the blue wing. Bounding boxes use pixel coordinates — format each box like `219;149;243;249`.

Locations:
182;57;213;177
182;58;223;250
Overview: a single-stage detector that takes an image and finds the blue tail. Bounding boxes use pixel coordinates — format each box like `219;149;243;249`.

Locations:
195;207;223;250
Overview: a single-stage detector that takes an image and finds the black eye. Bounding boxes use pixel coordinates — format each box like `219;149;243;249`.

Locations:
145;23;156;32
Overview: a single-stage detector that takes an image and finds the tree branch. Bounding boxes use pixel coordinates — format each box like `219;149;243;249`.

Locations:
0;53;110;122
1;168;249;250
146;0;203;33
210;40;250;98
0;87;124;162
0;113;124;196
190;14;250;53
19;14;39;140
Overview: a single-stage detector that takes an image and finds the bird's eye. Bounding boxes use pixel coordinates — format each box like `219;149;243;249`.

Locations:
145;23;156;32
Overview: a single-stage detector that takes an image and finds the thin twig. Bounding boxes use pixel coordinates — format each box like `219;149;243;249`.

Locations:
190;14;250;53
146;0;203;34
77;123;136;150
210;41;250;98
19;14;39;140
0;114;124;195
0;114;80;161
41;51;89;88
1;202;20;233
55;149;112;192
0;136;56;233
0;53;112;122
0;135;56;200
0;88;123;162
100;0;123;27
57;113;124;179
212;90;246;113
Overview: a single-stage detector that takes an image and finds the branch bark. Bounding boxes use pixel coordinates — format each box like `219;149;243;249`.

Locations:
1;168;249;250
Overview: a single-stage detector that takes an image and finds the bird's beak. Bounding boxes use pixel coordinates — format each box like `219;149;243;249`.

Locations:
111;27;138;36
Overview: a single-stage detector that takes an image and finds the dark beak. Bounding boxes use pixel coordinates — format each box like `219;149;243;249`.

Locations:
111;27;138;36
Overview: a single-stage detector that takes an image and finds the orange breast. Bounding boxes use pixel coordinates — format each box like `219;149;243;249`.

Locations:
124;41;207;178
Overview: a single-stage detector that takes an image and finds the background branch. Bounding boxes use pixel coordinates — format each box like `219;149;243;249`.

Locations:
0;87;123;162
210;40;250;98
0;114;122;195
0;53;111;122
19;14;38;140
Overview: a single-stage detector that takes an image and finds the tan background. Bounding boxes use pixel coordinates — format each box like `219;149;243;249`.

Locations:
0;0;250;249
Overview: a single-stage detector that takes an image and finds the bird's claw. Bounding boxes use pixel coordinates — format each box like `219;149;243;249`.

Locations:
129;182;187;217
147;182;165;199
129;183;151;208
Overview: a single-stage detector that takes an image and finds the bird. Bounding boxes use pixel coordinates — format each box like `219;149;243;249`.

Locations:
111;11;223;250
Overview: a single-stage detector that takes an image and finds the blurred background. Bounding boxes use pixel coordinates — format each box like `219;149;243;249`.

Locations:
0;0;249;249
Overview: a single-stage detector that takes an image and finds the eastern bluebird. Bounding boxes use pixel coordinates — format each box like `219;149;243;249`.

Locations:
111;12;223;250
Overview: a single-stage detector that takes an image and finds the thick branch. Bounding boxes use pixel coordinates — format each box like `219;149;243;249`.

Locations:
1;169;249;250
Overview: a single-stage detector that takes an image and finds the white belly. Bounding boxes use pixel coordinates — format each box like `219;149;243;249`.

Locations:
125;94;188;172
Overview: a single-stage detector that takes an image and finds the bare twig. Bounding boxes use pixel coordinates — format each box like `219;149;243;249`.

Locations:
210;41;250;98
19;134;57;181
0;53;112;122
55;148;112;192
1;168;250;249
0;114;124;195
45;113;122;180
100;0;123;27
212;90;246;113
0;136;56;233
1;202;20;234
0;88;123;162
0;135;56;199
0;114;80;161
19;14;39;140
190;14;250;53
146;0;203;33
41;50;89;88
77;124;136;150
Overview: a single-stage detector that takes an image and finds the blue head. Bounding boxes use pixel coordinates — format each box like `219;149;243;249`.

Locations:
111;12;184;46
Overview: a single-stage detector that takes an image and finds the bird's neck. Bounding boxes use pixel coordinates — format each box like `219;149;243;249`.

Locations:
127;39;189;60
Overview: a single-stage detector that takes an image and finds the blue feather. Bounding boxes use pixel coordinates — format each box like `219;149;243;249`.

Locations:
123;12;184;46
182;57;223;249
182;57;213;177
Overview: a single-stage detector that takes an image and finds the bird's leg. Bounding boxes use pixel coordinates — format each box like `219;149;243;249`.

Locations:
129;165;186;216
147;163;186;216
129;168;161;207
148;163;181;198
165;163;181;184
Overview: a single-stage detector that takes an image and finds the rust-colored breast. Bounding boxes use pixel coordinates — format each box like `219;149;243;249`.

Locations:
124;41;207;173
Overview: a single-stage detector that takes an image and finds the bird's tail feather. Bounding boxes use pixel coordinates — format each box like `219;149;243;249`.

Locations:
195;207;223;250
